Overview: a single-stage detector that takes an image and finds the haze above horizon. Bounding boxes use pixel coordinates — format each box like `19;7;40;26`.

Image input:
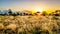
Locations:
0;0;60;11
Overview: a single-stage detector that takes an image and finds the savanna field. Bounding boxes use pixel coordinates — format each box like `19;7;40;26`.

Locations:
0;15;60;34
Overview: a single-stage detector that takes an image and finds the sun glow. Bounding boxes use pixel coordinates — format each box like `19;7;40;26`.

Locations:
30;8;43;14
36;9;42;12
34;8;43;13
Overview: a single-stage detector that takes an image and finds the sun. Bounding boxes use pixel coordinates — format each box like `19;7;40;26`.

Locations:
36;9;42;12
33;8;43;13
30;9;43;14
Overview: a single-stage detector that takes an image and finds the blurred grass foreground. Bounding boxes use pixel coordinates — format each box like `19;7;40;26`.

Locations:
0;15;60;34
0;9;60;34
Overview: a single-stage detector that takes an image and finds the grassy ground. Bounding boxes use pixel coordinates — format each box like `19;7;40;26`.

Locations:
0;15;60;34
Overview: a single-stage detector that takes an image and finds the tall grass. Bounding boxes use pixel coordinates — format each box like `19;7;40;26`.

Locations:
0;15;59;34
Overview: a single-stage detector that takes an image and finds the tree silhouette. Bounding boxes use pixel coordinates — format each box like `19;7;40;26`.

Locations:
54;10;60;16
12;13;17;16
8;9;12;15
16;12;20;15
42;11;47;16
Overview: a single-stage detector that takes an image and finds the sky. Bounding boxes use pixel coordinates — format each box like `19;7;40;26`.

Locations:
0;0;60;11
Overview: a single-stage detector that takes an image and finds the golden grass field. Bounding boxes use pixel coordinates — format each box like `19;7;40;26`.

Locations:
0;15;60;34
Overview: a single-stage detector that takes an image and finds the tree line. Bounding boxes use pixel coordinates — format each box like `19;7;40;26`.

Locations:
0;9;60;16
